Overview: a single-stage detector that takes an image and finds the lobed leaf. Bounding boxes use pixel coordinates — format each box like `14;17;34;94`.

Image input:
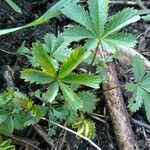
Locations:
104;8;140;37
61;2;93;31
59;82;83;111
101;40;116;53
128;87;143;112
88;0;109;37
21;69;53;84
63;26;94;42
32;42;56;77
42;82;59;103
62;73;101;88
58;47;89;78
103;32;137;48
131;56;145;82
77;91;97;113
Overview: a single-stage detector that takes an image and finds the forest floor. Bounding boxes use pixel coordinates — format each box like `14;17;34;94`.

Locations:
0;0;150;150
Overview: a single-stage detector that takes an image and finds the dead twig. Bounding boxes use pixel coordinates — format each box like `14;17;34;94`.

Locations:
9;135;40;150
96;44;139;150
131;118;150;130
33;124;54;148
0;48;18;55
42;117;102;150
89;113;105;124
102;62;139;150
117;45;150;69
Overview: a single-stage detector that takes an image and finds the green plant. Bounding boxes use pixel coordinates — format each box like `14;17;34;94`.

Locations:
61;0;139;54
0;88;47;135
126;56;150;121
18;34;101;137
0;136;15;150
1;0;150;149
4;0;22;14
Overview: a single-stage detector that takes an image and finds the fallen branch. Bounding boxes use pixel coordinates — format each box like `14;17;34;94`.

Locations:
102;62;139;150
117;45;150;69
96;44;139;150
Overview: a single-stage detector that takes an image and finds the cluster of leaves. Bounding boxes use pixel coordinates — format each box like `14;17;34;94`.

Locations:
18;33;100;137
0;88;47;135
0;136;15;150
61;0;139;53
1;0;149;143
126;56;150;121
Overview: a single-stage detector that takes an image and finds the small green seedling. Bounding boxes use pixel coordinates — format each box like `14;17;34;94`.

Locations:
20;34;101;137
126;56;150;121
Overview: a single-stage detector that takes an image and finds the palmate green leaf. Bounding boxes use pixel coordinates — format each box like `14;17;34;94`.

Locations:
32;42;56;77
103;32;137;48
131;55;145;82
88;0;109;37
62;73;101;88
61;2;93;31
21;69;53;84
58;47;89;78
5;0;22;14
42;82;59;103
63;26;95;42
103;8;140;37
143;92;150;122
59;82;83;111
126;56;150;122
0;0;79;36
77;91;97;113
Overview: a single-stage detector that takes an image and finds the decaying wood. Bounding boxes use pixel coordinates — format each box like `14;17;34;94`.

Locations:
103;62;139;150
117;45;150;69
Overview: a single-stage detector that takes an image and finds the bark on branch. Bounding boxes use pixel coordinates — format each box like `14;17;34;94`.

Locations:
117;45;150;69
103;62;139;150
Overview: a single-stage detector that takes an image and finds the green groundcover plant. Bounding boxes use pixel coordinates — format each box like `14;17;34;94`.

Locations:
0;0;150;149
